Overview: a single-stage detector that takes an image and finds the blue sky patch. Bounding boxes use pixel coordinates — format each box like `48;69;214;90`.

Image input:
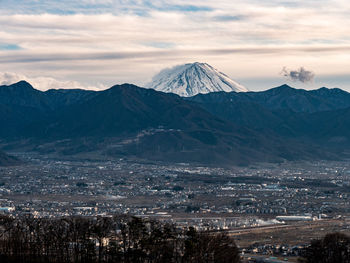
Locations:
144;42;176;49
0;43;22;50
0;1;214;15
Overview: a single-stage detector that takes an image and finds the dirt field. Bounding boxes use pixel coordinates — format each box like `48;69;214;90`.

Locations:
229;218;350;247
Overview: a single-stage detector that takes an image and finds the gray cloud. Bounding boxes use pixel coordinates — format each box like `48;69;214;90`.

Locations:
281;67;315;83
213;15;245;22
2;46;350;64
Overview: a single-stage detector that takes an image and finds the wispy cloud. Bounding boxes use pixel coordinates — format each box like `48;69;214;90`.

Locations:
1;46;349;64
0;72;107;91
213;15;245;22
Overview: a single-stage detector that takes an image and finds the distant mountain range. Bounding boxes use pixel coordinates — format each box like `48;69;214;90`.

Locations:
186;84;350;138
1;80;350;165
146;62;247;97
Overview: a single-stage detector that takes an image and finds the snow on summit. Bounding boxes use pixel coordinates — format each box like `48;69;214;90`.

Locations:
146;62;248;97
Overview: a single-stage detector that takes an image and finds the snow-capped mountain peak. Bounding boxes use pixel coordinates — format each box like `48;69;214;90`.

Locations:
145;62;248;97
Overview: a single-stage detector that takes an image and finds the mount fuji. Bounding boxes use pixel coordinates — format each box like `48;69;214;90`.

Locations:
146;62;248;97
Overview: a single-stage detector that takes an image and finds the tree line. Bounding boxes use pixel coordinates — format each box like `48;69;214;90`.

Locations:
0;215;240;263
1;214;350;263
299;232;350;263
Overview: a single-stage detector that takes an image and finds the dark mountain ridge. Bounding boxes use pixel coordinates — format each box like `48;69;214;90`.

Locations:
1;81;349;165
0;81;96;110
0;81;96;137
187;84;350;143
188;84;350;113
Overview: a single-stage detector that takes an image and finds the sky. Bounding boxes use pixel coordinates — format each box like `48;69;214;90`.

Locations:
0;0;349;91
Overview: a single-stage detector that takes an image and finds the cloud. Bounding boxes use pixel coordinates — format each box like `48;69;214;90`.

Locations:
212;15;245;22
0;1;349;89
0;72;107;91
281;67;315;83
1;46;349;65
